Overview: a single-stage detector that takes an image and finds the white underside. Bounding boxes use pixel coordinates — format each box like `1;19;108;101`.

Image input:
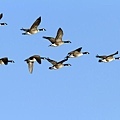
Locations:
50;42;64;47
69;53;83;58
26;32;32;35
52;66;58;69
0;62;5;65
51;44;58;47
102;58;114;62
51;65;63;70
29;58;36;62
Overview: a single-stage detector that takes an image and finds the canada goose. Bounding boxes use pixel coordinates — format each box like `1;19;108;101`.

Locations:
43;28;71;47
65;47;89;59
20;17;46;35
24;55;45;73
45;57;71;70
0;57;14;65
0;13;7;26
96;51;119;62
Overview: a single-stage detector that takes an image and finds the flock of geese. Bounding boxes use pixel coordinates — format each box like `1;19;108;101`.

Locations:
0;13;120;74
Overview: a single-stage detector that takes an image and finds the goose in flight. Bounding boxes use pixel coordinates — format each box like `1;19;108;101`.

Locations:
43;28;71;47
96;51;119;62
20;16;46;35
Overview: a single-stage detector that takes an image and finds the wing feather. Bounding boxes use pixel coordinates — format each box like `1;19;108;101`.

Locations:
30;17;41;30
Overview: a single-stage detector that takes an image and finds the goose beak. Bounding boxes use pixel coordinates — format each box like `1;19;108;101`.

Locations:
48;44;52;47
43;28;46;31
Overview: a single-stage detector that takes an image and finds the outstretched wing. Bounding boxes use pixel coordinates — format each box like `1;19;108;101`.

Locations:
0;13;3;20
45;58;57;65
55;28;63;42
43;36;55;43
96;55;107;59
68;47;82;55
107;51;118;57
30;55;41;64
58;58;68;64
96;51;118;59
30;17;41;30
28;62;34;74
20;28;29;32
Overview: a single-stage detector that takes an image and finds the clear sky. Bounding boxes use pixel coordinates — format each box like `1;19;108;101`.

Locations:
0;0;120;120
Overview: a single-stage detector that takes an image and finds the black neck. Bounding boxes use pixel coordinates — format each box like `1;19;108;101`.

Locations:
39;28;46;31
8;60;14;63
115;57;120;60
63;41;71;43
83;52;89;54
64;64;71;66
0;23;7;25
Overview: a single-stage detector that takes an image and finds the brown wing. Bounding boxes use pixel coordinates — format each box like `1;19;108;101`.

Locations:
96;51;118;59
45;58;57;65
43;36;55;43
55;28;63;42
107;51;118;57
28;62;34;73
68;47;82;54
58;58;68;64
0;13;3;20
31;55;41;64
30;17;41;30
96;55;107;59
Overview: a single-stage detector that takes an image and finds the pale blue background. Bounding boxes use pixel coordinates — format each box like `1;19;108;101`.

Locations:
0;0;120;120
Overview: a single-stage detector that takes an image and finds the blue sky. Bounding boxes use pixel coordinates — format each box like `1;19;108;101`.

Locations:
0;0;120;120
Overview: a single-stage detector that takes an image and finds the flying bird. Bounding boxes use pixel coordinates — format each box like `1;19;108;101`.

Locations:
96;51;120;62
0;13;7;26
65;47;89;59
45;57;71;70
20;16;46;35
24;55;45;73
0;57;14;65
43;28;71;47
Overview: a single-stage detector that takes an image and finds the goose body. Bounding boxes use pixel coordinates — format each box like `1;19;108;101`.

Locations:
65;47;89;59
24;55;45;73
96;51;119;62
20;17;46;35
45;57;71;70
0;57;14;65
43;28;71;47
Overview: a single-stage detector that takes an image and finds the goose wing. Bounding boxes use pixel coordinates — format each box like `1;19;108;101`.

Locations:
96;55;107;59
0;13;3;20
28;62;34;74
68;47;82;55
45;58;57;65
30;17;41;30
58;58;68;64
30;55;41;64
43;36;55;43
55;28;63;42
107;51;118;57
